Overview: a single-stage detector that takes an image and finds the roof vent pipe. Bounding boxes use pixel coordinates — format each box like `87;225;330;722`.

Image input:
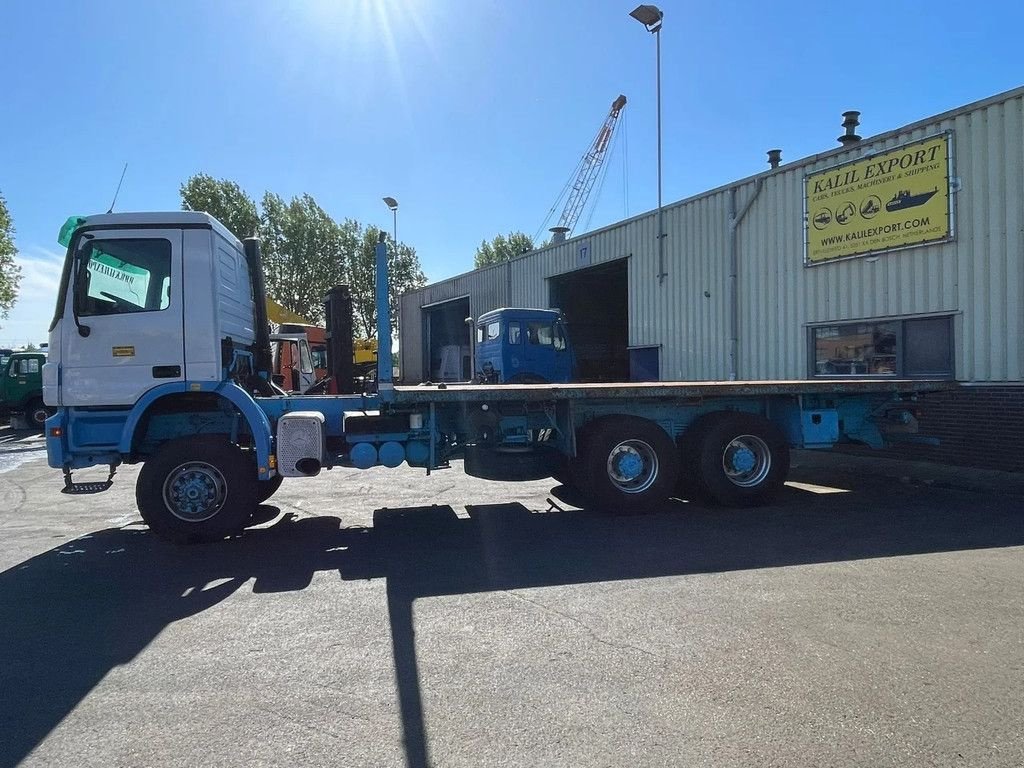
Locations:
767;149;782;169
838;110;861;145
549;226;569;244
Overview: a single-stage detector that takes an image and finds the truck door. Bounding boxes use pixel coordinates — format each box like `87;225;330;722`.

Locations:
522;320;555;382
552;321;573;382
7;355;42;406
59;229;184;406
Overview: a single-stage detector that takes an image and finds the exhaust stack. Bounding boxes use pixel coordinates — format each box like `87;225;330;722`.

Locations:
838;111;861;146
767;149;782;169
549;226;570;244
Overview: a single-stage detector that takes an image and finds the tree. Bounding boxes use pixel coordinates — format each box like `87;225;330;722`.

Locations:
180;174;260;242
349;227;426;339
0;192;22;324
259;192;353;325
474;231;535;269
179;175;427;333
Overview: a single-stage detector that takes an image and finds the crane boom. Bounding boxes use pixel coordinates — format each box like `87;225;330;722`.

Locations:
555;94;627;236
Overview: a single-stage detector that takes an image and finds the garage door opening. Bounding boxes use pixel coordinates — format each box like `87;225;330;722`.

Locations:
423;297;471;382
549;260;629;382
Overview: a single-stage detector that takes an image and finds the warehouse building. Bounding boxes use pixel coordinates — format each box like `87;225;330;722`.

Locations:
399;85;1024;471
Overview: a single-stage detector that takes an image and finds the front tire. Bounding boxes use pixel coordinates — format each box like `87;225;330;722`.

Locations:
136;437;258;544
26;398;51;430
256;474;284;503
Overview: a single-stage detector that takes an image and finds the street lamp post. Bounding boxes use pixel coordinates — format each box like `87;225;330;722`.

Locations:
629;4;665;284
382;196;398;245
380;197;399;388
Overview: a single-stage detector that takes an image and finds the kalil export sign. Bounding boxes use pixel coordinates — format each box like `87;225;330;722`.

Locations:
805;133;952;264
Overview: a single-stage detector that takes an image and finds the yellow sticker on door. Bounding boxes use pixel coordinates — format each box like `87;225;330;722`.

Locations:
112;346;136;357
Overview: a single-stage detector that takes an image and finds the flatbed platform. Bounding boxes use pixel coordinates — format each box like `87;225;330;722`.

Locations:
393;379;959;404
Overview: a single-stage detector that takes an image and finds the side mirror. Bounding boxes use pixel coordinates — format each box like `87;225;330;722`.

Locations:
72;237;94;337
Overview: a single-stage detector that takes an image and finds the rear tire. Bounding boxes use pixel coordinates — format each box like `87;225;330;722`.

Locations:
675;411;734;500
693;412;790;507
581;416;679;512
136;437;258;544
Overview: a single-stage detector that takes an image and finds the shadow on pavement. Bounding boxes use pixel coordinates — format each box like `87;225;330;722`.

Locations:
1;474;1022;767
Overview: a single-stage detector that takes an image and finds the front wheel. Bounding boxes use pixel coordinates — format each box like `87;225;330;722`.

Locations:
256;473;284;503
136;437;258;544
26;398;52;430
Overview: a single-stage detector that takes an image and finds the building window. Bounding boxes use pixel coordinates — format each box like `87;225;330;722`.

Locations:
811;316;953;378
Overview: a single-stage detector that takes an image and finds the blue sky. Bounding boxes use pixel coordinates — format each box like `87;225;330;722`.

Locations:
1;0;1021;346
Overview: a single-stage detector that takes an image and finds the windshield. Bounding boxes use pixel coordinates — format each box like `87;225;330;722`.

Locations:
77;239;171;315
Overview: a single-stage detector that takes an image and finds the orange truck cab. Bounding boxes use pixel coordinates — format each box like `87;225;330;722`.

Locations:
271;324;327;393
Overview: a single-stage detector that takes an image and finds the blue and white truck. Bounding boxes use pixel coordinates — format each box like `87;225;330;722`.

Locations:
43;212;952;543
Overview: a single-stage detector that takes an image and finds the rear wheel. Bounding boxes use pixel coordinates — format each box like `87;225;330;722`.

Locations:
136;437;258;544
693;412;790;506
581;416;679;512
552;420;597;490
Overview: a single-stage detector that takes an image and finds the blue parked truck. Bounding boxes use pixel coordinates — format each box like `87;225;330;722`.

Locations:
43;212;953;543
472;308;574;384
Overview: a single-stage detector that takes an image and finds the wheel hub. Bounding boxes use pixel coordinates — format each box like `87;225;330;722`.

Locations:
606;439;659;493
731;446;756;474
163;462;226;522
613;449;644;481
722;435;772;488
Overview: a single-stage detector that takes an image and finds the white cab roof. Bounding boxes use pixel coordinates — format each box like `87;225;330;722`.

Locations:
80;211;243;249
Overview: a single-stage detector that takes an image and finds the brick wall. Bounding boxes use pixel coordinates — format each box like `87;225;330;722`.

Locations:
866;386;1024;473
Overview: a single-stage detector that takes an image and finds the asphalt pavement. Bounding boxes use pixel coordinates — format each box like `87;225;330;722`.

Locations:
1;433;1022;768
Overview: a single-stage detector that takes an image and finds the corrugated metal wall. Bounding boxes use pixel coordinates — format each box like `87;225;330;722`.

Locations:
399;265;508;381
400;86;1024;384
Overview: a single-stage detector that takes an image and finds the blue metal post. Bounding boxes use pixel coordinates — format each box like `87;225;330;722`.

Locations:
375;232;393;400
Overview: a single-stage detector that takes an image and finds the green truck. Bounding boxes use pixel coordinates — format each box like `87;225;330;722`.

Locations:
1;351;49;429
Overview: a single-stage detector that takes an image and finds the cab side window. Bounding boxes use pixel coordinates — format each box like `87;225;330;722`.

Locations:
299;341;314;375
76;238;172;317
527;322;553;346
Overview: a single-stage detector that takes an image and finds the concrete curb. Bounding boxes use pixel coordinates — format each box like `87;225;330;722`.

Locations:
792;449;1024;498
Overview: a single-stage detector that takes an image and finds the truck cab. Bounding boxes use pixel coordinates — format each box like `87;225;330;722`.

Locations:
474;308;574;384
270;331;317;393
1;351;48;428
44;211;256;410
